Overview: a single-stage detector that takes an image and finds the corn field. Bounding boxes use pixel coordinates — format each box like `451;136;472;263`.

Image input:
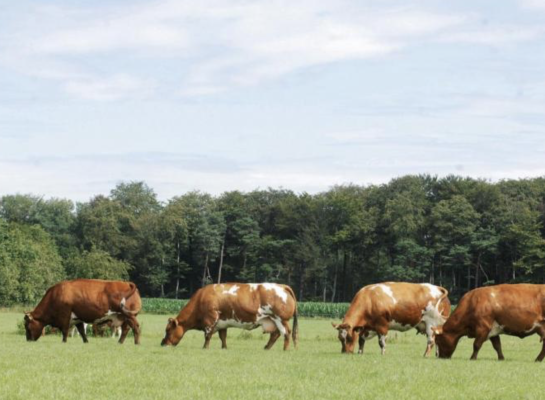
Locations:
142;298;350;319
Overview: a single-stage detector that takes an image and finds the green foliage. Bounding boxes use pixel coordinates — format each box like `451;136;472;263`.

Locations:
2;175;545;305
0;221;64;305
65;249;132;280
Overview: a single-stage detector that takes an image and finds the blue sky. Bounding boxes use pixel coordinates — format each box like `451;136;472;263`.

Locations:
1;0;545;201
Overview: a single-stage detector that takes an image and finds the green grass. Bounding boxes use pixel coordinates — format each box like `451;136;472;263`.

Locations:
0;311;543;400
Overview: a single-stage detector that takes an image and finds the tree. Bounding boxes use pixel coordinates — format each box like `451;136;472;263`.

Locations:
66;249;131;280
0;221;64;305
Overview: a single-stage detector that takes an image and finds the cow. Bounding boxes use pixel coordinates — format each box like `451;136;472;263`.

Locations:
434;284;545;361
93;320;122;338
333;282;450;357
24;279;142;344
161;283;298;350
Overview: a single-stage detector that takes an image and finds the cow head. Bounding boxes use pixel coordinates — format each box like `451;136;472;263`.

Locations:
161;318;185;346
24;313;44;341
332;322;362;353
432;326;456;358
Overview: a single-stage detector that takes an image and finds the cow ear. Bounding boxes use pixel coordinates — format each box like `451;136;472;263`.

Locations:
331;322;339;329
24;313;33;322
168;318;178;327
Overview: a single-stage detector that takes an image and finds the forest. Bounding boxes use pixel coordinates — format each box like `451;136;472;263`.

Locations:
1;174;544;306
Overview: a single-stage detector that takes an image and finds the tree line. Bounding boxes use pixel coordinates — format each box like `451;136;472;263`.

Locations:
1;175;544;306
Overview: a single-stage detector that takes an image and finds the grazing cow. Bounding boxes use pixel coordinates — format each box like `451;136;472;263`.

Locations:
161;283;298;350
333;282;450;356
93;320;122;338
434;284;545;361
24;279;141;344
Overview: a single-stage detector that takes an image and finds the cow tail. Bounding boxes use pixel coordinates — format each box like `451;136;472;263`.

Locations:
436;287;449;315
121;282;139;316
285;286;299;349
126;282;137;300
292;308;298;349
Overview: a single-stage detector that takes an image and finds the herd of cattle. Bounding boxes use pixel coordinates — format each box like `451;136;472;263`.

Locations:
23;279;545;361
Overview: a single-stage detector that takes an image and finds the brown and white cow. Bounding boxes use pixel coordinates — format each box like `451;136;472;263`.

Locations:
161;283;298;350
333;282;450;356
434;284;545;361
24;279;141;344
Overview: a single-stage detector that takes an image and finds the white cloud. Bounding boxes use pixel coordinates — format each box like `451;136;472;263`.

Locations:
0;0;470;100
520;0;545;10
64;74;156;101
439;25;543;45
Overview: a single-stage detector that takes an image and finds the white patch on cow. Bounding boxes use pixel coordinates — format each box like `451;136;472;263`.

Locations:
222;285;240;296
216;319;257;330
340;329;348;340
388;320;413;332
272;315;286;336
261;283;288;304
490;292;496;298
121;297;126;307
258;304;273;315
525;322;541;334
377;284;397;304
420;301;447;338
488;321;504;338
249;284;258;291
421;283;442;299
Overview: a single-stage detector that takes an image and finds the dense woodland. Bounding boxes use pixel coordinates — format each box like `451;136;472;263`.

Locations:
1;175;545;306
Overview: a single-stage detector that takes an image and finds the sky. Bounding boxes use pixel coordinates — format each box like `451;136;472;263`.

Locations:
1;0;545;201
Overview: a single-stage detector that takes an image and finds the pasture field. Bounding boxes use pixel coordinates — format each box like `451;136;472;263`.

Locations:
0;311;543;400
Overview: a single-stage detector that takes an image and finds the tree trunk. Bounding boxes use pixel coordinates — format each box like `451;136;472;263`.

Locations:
217;236;225;283
175;240;181;299
341;250;348;302
331;252;339;302
202;252;210;287
175;278;180;300
299;262;305;301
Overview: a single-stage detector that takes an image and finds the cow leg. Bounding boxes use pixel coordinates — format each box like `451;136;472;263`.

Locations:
75;323;89;343
203;327;214;349
61;326;70;343
376;325;388;355
218;329;228;349
490;336;505;361
264;330;281;350
358;334;366;355
470;335;487;360
424;331;435;358
118;321;131;344
122;317;141;345
282;320;291;351
378;334;387;355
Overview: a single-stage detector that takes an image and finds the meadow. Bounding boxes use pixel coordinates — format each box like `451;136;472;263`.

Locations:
0;311;543;400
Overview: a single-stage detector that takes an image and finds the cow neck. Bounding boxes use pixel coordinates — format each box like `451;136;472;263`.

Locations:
176;297;198;329
442;302;468;339
30;293;52;321
343;296;366;329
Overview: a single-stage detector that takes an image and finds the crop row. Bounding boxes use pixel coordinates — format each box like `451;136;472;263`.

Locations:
142;298;350;319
